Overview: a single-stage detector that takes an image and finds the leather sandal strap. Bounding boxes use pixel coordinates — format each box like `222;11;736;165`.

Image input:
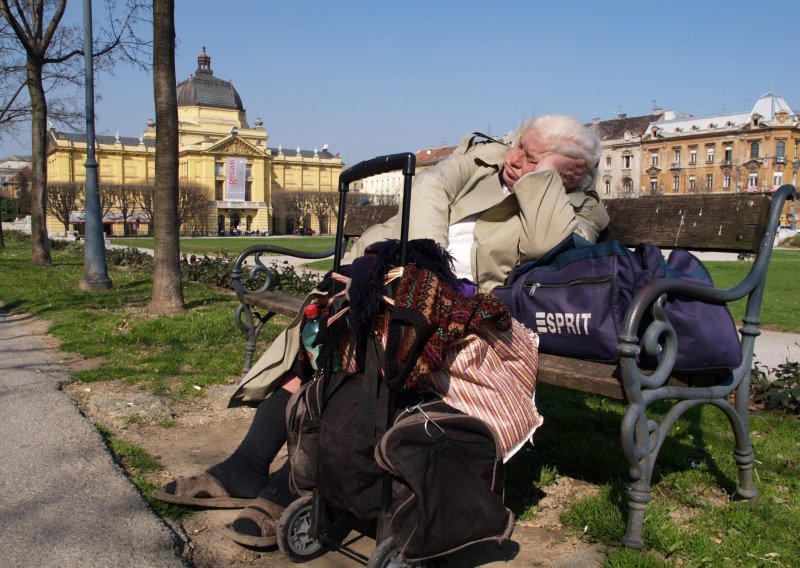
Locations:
174;473;230;499
235;497;286;536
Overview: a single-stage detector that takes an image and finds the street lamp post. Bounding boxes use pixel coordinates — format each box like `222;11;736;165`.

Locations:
791;159;799;230
79;0;112;291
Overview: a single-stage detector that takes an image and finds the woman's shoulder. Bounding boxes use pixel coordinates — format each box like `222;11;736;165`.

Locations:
450;133;508;166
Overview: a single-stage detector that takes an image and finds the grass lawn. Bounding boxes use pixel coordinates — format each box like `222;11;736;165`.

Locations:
0;236;290;396
508;383;800;567
2;235;799;566
705;249;800;332
109;236;337;257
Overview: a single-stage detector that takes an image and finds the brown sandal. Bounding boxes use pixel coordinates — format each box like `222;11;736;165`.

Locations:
152;472;252;508
221;497;285;548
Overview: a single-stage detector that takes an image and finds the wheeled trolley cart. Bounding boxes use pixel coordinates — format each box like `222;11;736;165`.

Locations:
276;152;512;567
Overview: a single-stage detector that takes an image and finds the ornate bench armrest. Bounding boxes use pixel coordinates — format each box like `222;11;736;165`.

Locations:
618;184;796;397
231;244;335;301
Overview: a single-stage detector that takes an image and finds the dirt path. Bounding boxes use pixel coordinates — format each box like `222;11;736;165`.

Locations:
64;371;607;567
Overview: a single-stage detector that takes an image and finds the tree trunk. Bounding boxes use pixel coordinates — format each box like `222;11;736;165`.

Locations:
27;61;52;266
148;0;183;315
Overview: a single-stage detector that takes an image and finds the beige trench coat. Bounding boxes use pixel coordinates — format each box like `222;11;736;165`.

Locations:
349;135;609;293
230;135;609;406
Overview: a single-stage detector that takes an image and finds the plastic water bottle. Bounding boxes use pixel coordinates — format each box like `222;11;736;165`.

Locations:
301;304;321;370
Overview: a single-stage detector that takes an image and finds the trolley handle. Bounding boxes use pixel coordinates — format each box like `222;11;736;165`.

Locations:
334;152;416;270
337;152;416;188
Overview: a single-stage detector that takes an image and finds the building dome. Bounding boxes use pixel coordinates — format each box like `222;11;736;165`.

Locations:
176;47;244;111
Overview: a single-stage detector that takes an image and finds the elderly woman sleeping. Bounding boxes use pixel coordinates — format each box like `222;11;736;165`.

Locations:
154;114;608;547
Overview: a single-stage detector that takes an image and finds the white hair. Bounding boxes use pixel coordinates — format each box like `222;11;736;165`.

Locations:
508;114;601;191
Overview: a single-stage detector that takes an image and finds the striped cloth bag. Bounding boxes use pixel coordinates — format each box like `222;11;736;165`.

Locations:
418;319;542;461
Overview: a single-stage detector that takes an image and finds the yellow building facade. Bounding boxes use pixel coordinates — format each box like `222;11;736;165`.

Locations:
46;48;344;237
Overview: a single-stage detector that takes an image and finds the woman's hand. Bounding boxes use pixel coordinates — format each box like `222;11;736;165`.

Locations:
535;153;587;190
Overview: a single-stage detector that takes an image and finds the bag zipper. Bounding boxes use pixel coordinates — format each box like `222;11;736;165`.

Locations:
376;406;501;475
524;274;613;297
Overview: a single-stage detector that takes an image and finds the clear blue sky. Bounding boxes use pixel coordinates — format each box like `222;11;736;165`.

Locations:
2;0;798;167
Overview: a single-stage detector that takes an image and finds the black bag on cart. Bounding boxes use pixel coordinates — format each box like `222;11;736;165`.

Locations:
287;330;397;520
374;400;514;562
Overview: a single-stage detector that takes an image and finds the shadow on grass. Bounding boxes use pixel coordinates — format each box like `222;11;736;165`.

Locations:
507;384;742;518
184;297;233;310
0;301;27;314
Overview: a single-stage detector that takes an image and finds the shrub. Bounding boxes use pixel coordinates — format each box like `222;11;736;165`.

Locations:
106;247;154;271
4;230;29;243
751;361;800;414
48;237;74;251
263;260;320;296
182;255;235;288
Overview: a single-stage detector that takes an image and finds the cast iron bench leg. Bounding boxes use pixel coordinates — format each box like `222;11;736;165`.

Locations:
620;402;653;549
235;303;276;374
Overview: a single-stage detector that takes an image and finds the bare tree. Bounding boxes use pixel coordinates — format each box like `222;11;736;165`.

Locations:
99;185;116;219
148;0;182;314
273;189;315;233
0;0;148;267
14;167;31;217
178;182;213;234
133;182;154;232
307;192;335;234
46;182;83;235
104;183;138;236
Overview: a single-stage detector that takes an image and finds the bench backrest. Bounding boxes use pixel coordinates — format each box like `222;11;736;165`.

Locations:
344;193;774;254
603;193;772;253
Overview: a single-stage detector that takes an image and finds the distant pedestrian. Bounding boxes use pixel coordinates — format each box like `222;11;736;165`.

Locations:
189;254;197;266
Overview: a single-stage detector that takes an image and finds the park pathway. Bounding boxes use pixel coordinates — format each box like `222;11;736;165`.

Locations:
0;310;187;568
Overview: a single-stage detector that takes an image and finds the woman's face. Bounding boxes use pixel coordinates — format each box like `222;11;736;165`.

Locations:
502;129;545;189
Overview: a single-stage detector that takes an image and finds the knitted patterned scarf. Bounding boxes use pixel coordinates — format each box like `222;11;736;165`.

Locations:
385;264;511;390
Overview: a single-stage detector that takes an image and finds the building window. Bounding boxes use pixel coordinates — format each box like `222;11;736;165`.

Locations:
622;154;632;169
706;174;713;190
623;178;633;193
748;173;758;188
706;146;714;163
689;175;696;190
723;173;731;190
689;147;697;164
672;175;679;192
776;140;786;159
245;181;252;201
672;148;681;165
650;151;659;166
750;142;760;159
605;156;611;170
246;164;253;178
215;180;223;201
774;172;783;188
650;177;657;191
724;145;732;162
215;162;224;177
604;179;611;194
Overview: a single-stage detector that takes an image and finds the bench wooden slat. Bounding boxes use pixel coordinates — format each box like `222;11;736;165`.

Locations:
604;193;771;253
537;353;624;399
242;290;304;318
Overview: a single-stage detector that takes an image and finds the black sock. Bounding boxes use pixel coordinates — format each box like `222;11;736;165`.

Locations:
257;460;297;507
205;388;292;499
232;461;298;537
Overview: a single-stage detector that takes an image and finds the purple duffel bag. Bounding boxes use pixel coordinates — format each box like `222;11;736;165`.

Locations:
492;234;742;372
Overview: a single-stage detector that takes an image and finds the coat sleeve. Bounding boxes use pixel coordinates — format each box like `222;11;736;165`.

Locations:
347;148;483;260
512;170;609;261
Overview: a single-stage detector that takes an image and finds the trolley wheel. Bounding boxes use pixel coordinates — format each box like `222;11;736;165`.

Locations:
367;537;427;568
277;494;326;562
